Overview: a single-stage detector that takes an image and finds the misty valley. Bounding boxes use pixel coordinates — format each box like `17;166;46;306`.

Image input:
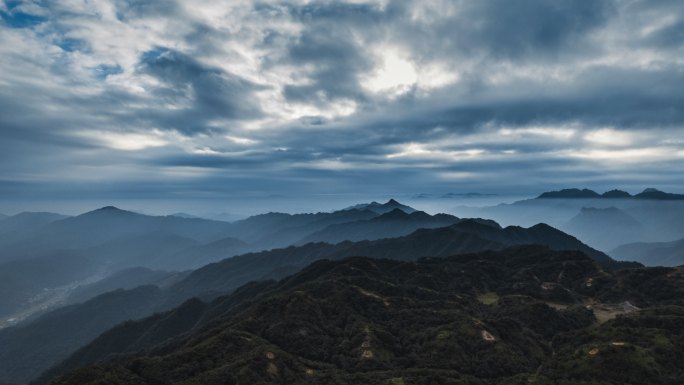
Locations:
0;190;682;385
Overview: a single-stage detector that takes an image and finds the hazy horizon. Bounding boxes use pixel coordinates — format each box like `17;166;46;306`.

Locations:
0;192;528;217
3;185;684;217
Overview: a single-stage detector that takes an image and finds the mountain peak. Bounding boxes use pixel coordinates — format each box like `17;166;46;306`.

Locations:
634;188;684;200
641;187;662;194
601;189;632;198
344;199;416;214
97;206;122;211
80;206;135;217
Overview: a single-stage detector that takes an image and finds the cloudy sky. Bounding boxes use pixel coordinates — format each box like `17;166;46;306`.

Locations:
1;0;684;213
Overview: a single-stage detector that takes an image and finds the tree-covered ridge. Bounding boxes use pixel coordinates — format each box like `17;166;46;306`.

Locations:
47;247;683;385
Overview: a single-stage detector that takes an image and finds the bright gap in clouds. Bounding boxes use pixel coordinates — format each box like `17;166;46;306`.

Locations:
362;49;459;95
363;50;418;94
78;130;169;151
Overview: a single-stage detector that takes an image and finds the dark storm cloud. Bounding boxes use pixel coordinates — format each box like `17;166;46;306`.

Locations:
277;2;386;104
417;0;614;59
136;48;263;134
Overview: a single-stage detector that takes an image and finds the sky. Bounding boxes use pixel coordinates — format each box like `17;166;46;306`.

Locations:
1;0;684;215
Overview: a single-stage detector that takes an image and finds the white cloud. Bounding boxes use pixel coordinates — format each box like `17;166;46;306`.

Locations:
77;130;169;151
584;128;636;147
387;143;485;160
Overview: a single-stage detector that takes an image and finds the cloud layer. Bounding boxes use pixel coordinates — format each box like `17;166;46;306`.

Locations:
1;0;684;208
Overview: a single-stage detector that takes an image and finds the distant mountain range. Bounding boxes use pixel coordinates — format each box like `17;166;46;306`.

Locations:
538;187;684;200
42;247;684;385
2;201;461;327
456;188;684;253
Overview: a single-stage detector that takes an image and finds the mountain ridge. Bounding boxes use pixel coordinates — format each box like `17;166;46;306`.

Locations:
42;246;684;385
538;187;684;200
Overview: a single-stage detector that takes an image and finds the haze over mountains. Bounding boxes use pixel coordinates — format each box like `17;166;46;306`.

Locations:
611;238;684;267
0;193;681;384
0;199;470;325
457;188;684;261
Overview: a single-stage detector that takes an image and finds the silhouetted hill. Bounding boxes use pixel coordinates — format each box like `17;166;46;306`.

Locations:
611;238;684;267
538;187;684;200
44;247;684;385
602;189;632;198
345;198;416;214
37;207;234;247
0;207;239;267
634;187;684;200
563;207;644;251
223;208;378;247
0;207;248;271
298;209;467;244
0;212;69;235
538;188;601;198
171;219;633;300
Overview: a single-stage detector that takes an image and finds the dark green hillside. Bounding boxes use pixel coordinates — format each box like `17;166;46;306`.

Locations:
46;247;683;385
